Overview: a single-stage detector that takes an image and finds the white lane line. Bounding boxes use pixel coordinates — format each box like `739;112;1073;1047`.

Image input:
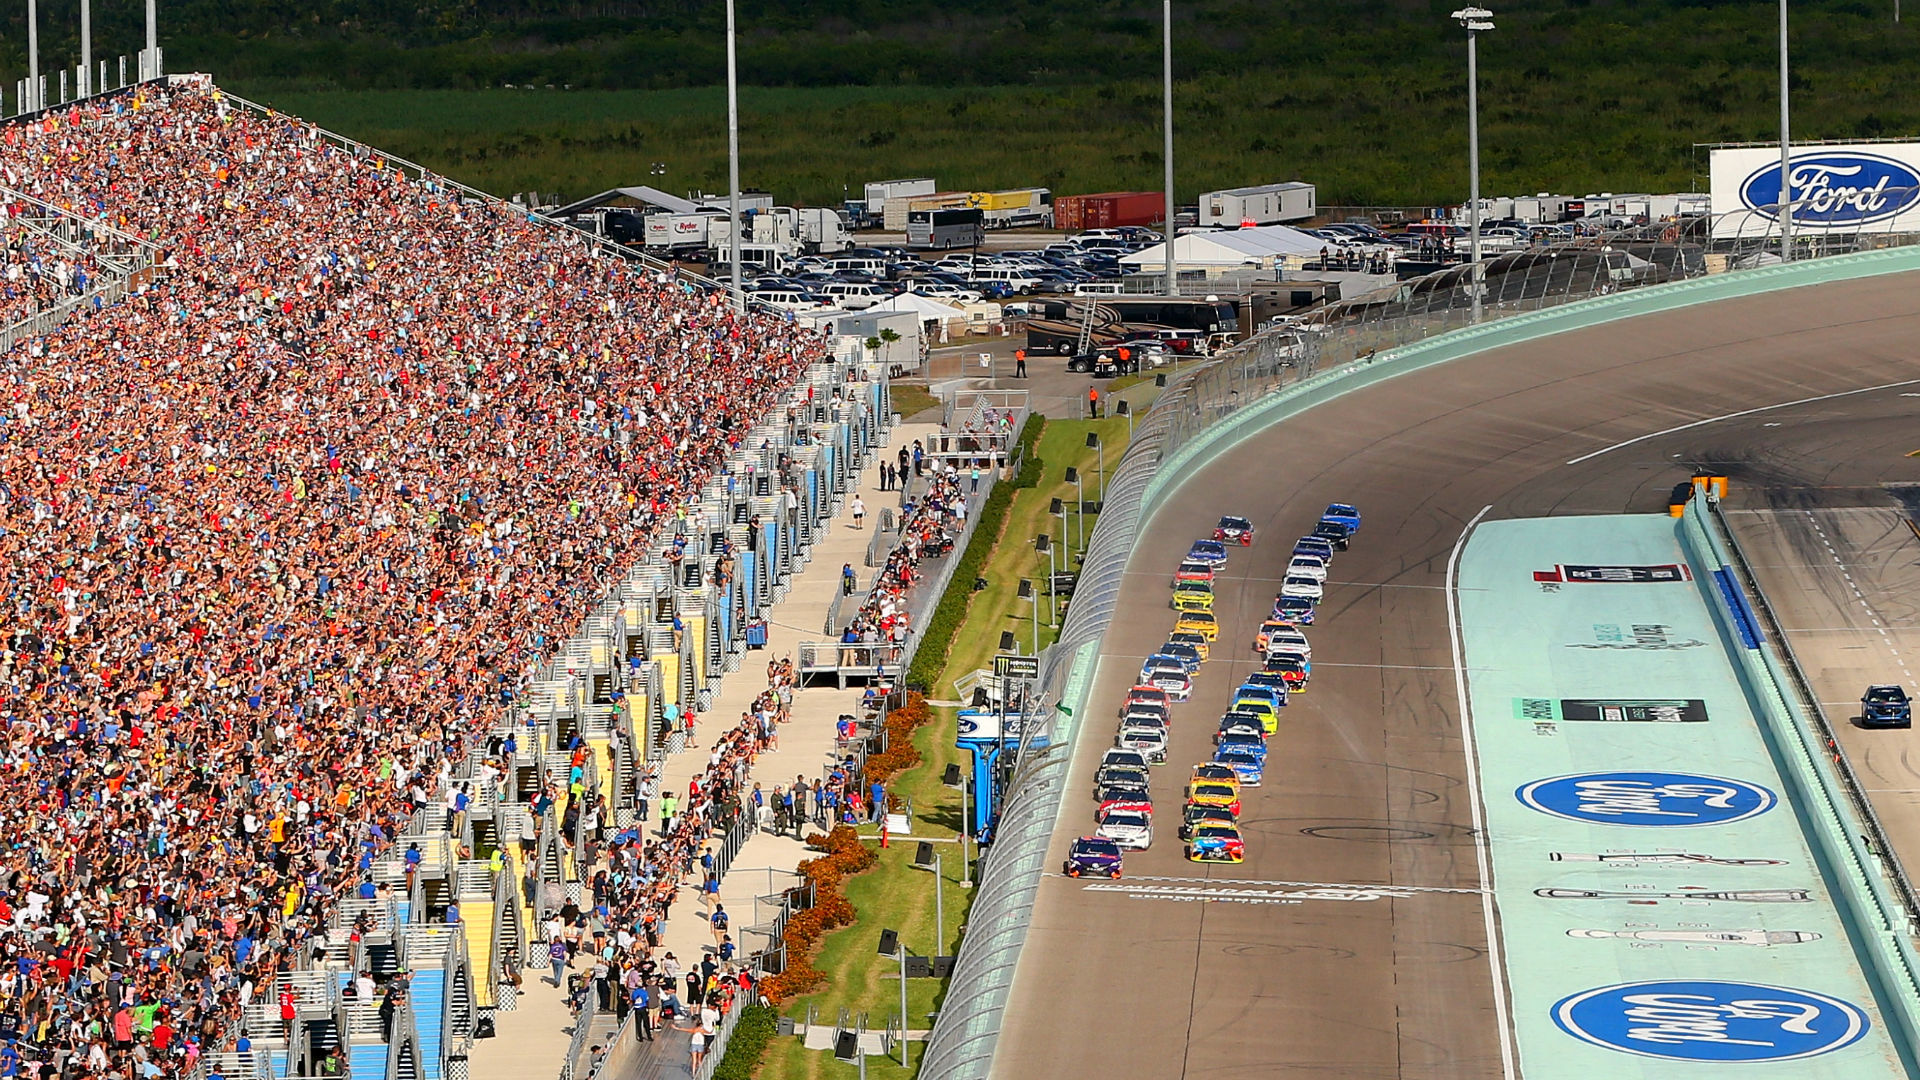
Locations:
1801;511;1917;686
1113;874;1487;895
1445;503;1517;1080
1563;378;1920;465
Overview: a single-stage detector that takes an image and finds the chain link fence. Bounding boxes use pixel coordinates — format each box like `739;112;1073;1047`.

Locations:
917;199;1920;1080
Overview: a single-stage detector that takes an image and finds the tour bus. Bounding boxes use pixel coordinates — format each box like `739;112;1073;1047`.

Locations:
907;208;987;251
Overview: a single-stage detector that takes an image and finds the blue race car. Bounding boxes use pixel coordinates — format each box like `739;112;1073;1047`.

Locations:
1321;503;1361;534
1310;519;1352;551
1214;738;1267;786
1293;536;1335;562
1273;594;1316;625
1234;684;1287;712
1186;538;1230;566
1063;836;1125;878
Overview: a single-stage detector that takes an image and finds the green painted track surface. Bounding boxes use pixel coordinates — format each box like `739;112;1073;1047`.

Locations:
1458;514;1906;1076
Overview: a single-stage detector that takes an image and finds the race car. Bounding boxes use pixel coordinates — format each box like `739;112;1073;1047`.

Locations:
1263;654;1310;693
1214;737;1266;786
1189;762;1241;791
1280;574;1323;602
1102;747;1150;771
1286;553;1328;583
1158;641;1205;671
1172;560;1216;585
1253;619;1297;652
1140;657;1194;698
1234;684;1287;714
1116;725;1168;764
1187;781;1243;817
1122;703;1172;730
1311;519;1352;551
1293;536;1335;562
1321;503;1362;534
1231;696;1280;735
1173;610;1219;641
1097;787;1154;820
1096;809;1153;850
1265;627;1311;661
1122;685;1170;715
1216;713;1265;744
1187;822;1246;863
1242;670;1292;695
1179;804;1239;840
1213;515;1255;546
1273;594;1316;625
1171;579;1215;612
1186;538;1230;566
1064;836;1124;878
1167;630;1211;661
1095;762;1151;792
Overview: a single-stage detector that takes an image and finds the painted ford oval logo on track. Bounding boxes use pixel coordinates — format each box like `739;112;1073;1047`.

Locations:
1516;771;1775;826
1740;153;1920;225
1553;981;1869;1061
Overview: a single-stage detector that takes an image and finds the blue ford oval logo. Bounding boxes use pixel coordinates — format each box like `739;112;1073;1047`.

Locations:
1516;770;1775;826
1553;980;1869;1061
1741;152;1920;225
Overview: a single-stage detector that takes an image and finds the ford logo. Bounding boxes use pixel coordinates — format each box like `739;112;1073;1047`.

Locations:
1740;152;1920;225
1516;770;1775;826
1553;980;1870;1062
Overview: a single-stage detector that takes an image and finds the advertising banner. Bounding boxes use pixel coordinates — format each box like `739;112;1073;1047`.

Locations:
1710;144;1920;238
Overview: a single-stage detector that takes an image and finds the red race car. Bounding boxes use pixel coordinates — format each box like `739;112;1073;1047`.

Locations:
1213;515;1255;546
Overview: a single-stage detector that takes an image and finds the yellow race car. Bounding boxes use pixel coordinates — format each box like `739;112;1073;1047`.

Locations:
1186;781;1243;817
1167;630;1211;661
1232;696;1281;735
1186;822;1245;863
1173;610;1219;641
1171;579;1214;612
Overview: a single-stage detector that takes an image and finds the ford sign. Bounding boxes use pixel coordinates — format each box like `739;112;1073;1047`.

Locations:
1516;770;1776;827
1552;980;1870;1062
1739;152;1920;226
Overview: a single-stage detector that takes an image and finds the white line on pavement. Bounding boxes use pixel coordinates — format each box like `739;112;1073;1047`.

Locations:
1563;377;1920;466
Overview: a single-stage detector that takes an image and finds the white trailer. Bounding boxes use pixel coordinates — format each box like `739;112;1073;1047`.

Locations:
644;211;726;251
864;179;937;222
1198;182;1316;226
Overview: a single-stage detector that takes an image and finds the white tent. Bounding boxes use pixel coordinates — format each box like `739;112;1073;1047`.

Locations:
870;292;966;320
1121;224;1344;268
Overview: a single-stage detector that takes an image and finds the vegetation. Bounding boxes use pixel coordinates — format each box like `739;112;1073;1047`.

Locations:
903;413;1045;692
48;0;1901;208
712;1005;779;1080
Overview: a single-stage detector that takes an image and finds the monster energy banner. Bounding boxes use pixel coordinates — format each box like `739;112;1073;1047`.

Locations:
1515;698;1709;724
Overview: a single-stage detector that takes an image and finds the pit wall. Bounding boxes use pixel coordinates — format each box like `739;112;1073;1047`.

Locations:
919;244;1920;1080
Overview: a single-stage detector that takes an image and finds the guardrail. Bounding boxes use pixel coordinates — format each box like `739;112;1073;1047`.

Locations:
919;242;1920;1080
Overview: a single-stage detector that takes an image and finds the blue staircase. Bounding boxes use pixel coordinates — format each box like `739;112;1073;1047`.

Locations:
349;1042;389;1080
412;968;446;1080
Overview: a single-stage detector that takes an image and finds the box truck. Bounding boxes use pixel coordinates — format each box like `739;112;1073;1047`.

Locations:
862;179;936;227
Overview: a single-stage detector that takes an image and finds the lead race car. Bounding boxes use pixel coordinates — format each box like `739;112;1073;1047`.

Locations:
1213;515;1255;546
1064;836;1125;878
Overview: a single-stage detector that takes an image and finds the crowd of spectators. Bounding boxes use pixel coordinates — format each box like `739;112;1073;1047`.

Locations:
0;79;823;1080
835;462;968;659
0;222;104;330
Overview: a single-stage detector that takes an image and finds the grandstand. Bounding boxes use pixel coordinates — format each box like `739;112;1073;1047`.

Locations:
0;74;891;1080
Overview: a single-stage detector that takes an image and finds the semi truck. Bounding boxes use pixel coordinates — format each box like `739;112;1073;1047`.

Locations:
853;178;936;229
967;188;1054;229
642;206;850;256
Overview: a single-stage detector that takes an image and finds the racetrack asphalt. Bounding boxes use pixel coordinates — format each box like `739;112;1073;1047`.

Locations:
990;267;1920;1080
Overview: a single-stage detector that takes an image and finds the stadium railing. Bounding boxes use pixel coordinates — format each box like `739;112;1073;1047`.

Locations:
918;200;1920;1080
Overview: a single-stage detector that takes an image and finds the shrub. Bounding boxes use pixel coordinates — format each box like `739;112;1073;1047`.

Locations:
711;1005;778;1080
864;693;933;789
761;825;879;1003
905;414;1047;690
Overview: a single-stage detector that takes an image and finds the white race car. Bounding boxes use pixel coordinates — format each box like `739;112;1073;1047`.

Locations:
1096;809;1154;850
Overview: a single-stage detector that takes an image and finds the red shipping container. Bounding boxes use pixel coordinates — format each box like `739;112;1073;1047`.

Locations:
1058;192;1164;230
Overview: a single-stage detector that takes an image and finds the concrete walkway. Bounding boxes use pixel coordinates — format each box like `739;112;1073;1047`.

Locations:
472;420;938;1080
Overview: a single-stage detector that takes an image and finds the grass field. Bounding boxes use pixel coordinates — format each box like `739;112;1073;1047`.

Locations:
227;29;1919;216
759;413;1138;1079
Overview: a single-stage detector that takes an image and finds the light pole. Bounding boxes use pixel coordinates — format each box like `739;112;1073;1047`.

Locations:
27;0;39;112
1084;432;1105;501
933;851;944;959
1064;467;1085;548
1777;0;1792;263
1036;534;1057;629
878;931;909;1067
1019;578;1040;655
1116;398;1133;441
1162;0;1177;297
1452;7;1493;324
80;0;90;97
725;0;744;313
144;0;157;81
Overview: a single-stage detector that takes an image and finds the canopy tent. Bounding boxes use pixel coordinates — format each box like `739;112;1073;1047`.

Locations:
1121;224;1348;268
870;292;967;320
